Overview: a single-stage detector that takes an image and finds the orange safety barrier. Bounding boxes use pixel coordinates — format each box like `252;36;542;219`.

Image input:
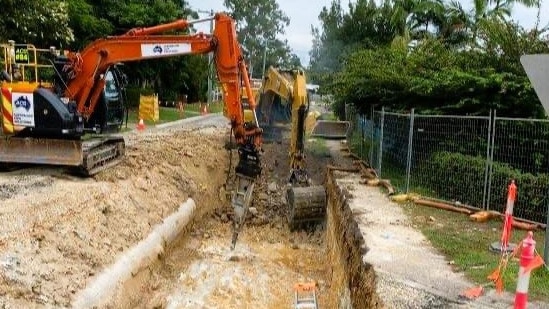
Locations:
501;180;517;251
514;232;545;309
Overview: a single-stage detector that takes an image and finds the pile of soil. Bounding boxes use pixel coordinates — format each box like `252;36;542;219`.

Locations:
0;127;229;308
211;131;337;231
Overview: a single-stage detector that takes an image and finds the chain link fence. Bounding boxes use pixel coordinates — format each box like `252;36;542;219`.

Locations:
349;107;549;224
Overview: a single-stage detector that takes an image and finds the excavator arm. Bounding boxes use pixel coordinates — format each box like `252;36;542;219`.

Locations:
62;13;259;148
0;13;261;249
257;66;327;230
259;66;309;184
61;13;262;249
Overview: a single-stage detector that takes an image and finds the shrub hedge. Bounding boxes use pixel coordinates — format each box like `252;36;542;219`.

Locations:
422;151;548;223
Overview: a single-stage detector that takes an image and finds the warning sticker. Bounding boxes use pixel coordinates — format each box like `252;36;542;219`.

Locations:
11;92;35;127
140;43;192;58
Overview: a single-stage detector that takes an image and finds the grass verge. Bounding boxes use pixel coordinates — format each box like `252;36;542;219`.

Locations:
400;201;549;300
307;137;330;158
347;129;549;300
125;101;225;127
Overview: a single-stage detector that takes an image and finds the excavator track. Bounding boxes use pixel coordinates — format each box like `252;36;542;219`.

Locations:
80;136;125;176
287;185;327;230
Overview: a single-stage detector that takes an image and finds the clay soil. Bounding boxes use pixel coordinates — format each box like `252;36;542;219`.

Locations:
0;122;227;307
113;127;349;308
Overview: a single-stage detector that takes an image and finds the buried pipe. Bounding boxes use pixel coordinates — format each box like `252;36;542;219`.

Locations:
72;198;197;309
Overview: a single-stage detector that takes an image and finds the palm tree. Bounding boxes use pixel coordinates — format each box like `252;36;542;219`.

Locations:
390;0;448;41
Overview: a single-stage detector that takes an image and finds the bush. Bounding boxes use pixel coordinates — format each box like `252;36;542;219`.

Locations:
423;152;548;223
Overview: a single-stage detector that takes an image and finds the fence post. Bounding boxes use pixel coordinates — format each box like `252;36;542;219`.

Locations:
486;110;497;210
378;107;385;177
369;105;374;164
482;109;493;209
405;109;415;193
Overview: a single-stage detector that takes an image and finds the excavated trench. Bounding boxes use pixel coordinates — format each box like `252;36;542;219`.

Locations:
87;146;381;308
0;116;381;308
325;166;382;309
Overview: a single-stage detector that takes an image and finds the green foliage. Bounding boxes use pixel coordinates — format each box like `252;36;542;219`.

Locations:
0;0;74;46
425;152;548;222
67;0;113;50
65;0;208;102
223;0;301;76
330;37;548;117
310;0;549;118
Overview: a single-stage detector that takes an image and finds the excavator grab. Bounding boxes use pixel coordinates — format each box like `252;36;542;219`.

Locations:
0;13;262;249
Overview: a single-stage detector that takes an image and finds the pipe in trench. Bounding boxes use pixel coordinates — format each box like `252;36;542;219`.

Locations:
72;198;197;309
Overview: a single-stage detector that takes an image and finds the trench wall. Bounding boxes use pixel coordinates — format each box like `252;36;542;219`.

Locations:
325;168;383;309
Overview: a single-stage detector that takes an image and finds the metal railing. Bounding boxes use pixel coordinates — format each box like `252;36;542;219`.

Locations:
349;107;549;224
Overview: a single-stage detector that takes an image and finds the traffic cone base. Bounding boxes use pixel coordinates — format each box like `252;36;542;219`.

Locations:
137;118;146;131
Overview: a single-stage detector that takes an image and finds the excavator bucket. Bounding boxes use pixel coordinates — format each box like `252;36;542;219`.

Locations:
287;185;327;230
310;120;351;139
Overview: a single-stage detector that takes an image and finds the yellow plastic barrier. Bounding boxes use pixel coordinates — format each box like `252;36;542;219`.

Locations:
138;94;159;122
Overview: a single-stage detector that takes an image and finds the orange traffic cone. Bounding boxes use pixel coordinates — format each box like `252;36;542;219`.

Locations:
460;285;484;300
201;104;208;115
137;118;146;131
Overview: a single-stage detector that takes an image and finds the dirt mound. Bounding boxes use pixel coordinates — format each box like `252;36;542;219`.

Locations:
212;136;335;232
0;127;229;308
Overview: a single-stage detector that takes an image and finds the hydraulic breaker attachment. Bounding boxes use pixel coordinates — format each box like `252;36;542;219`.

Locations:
229;138;261;250
230;174;255;250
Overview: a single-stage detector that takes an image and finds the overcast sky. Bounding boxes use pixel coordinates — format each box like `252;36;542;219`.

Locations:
186;0;549;66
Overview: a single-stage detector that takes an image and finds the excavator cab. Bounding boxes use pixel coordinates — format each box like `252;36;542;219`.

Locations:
50;53;126;134
87;66;127;134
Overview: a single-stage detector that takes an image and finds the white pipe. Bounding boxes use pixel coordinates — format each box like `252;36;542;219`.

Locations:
72;198;197;309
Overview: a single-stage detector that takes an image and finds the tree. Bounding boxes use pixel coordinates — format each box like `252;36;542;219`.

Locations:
0;0;74;47
67;0;114;50
71;0;208;102
223;0;300;77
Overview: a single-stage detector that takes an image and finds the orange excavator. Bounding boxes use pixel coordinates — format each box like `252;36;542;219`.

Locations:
0;13;261;248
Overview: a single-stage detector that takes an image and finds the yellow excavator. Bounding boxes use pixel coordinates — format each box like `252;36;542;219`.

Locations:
255;66;327;229
241;78;262;123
